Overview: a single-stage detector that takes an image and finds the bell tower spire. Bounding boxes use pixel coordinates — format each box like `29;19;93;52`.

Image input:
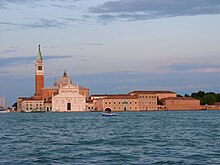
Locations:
37;45;42;60
35;45;44;96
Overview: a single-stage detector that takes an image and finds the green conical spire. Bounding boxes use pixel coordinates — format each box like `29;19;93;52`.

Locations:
37;45;42;60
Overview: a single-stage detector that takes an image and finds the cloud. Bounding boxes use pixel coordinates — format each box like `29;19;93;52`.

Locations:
0;0;79;8
167;63;220;73
0;19;66;29
86;43;105;46
60;17;90;24
50;3;76;9
90;0;220;22
0;55;72;68
0;2;6;9
0;71;9;75
0;47;17;55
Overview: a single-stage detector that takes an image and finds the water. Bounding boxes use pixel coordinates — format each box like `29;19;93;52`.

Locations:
0;111;220;165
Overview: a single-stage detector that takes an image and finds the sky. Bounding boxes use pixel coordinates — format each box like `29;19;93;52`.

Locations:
0;0;220;106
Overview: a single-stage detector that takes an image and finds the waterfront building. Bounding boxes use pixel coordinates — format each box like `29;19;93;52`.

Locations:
90;94;139;111
90;93;202;112
17;97;44;112
17;45;89;112
17;45;45;112
16;45;201;112
159;97;201;110
90;91;166;111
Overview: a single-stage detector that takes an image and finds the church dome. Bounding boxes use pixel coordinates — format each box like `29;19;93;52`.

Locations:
58;70;72;87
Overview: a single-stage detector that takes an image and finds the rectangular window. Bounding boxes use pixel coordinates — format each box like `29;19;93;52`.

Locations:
38;66;42;70
67;103;71;110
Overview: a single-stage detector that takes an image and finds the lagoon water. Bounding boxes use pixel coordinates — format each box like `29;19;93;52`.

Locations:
0;111;220;165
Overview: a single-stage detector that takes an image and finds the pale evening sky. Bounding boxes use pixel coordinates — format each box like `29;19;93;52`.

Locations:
0;0;220;105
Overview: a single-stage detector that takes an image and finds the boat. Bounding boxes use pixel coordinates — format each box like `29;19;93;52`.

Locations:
102;108;117;116
0;109;8;113
0;97;8;113
102;112;117;116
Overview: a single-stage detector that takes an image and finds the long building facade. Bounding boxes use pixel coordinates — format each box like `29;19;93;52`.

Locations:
17;46;201;112
88;91;178;112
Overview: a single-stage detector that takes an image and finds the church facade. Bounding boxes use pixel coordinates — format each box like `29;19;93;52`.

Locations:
52;83;86;112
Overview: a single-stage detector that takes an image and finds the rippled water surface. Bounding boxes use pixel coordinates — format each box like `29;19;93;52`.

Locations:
0;111;220;164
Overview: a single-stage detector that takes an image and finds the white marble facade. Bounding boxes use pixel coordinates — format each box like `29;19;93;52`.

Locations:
52;83;86;112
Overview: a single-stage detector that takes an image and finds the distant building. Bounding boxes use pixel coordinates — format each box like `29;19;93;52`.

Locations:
17;97;44;112
17;45;45;112
16;45;202;112
17;45;89;112
52;83;86;112
129;91;176;100
35;45;44;97
89;91;176;112
160;97;201;110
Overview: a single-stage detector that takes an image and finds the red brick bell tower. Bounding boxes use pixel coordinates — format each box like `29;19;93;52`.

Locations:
35;45;44;96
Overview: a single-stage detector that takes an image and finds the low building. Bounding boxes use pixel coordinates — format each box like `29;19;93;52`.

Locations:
90;91;159;111
160;97;201;110
17;97;44;112
95;94;139;111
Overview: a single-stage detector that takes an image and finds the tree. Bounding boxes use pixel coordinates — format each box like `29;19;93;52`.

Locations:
184;94;190;97
190;91;219;105
203;94;216;105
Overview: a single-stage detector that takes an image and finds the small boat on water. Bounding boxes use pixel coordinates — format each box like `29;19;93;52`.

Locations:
102;108;117;116
0;97;8;113
102;112;117;116
0;109;8;113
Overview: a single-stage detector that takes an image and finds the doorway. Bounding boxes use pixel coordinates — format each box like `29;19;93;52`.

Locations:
67;103;71;110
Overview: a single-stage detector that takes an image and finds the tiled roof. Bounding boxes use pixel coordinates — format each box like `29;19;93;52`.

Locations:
129;91;176;94
42;86;59;90
91;94;138;99
18;97;43;101
161;97;198;101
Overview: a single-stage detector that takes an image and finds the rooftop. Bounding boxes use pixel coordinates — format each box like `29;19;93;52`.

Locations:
42;86;59;90
91;94;138;99
130;91;176;94
161;97;198;101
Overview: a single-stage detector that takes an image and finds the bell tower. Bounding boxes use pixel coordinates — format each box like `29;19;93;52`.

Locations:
35;45;44;96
